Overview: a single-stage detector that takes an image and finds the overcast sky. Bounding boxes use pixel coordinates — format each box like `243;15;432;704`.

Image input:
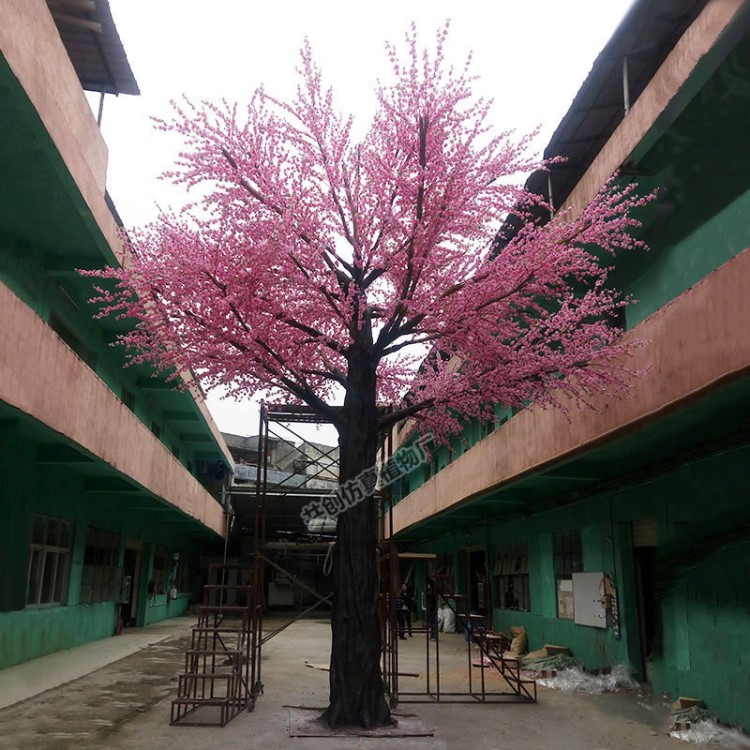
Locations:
97;0;634;441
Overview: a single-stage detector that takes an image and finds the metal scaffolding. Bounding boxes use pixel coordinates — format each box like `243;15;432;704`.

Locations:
172;402;536;726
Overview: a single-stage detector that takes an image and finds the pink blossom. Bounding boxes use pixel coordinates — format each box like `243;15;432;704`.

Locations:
86;25;650;443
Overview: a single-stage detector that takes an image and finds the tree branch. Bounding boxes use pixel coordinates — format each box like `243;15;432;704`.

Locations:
219;146;356;280
279;374;345;428
380;333;441;357
377;397;435;431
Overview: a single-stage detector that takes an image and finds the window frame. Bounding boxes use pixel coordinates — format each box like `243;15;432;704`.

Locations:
80;527;120;604
26;515;72;608
493;541;531;612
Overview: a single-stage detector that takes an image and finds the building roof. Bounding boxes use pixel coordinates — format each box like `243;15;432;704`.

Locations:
495;0;706;249
48;0;139;95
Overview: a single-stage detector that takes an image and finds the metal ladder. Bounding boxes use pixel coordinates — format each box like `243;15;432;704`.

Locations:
170;564;261;726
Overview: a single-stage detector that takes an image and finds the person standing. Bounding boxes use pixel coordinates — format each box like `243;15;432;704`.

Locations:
396;583;413;639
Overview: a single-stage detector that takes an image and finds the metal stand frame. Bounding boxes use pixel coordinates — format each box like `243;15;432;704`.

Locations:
378;432;537;706
172;400;536;726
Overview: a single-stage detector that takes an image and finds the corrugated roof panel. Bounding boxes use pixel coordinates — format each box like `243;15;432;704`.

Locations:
494;0;707;253
49;0;139;95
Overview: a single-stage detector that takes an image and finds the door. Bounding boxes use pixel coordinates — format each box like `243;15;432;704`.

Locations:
120;548;141;627
633;519;658;683
468;549;488;616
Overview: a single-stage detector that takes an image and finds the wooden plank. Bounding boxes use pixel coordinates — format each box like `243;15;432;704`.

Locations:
397;552;437;560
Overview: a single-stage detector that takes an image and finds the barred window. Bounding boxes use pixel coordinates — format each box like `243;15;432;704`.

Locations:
27;515;72;607
555;531;583;577
493;542;530;611
80;527;120;604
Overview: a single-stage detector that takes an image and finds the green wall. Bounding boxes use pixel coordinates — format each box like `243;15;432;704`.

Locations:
618;187;750;329
615;35;750;329
408;444;750;730
0;425;202;669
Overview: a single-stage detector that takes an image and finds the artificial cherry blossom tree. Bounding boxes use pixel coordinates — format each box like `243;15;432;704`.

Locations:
89;26;649;728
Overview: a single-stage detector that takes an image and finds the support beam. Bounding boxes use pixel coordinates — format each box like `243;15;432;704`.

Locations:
49;11;102;32
46;0;97;13
181;434;212;443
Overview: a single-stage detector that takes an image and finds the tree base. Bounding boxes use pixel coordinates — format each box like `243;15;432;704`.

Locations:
319;701;392;730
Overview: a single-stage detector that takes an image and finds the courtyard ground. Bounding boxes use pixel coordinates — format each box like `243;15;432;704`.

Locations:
0;615;707;750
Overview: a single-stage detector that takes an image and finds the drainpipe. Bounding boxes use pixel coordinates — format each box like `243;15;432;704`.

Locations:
622;56;631;115
97;87;105;126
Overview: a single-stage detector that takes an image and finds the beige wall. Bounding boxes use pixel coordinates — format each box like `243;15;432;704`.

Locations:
0;281;226;537
392;245;750;535
0;0;123;263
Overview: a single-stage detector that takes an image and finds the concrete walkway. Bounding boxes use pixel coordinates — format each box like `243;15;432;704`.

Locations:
0;616;190;710
0;616;708;750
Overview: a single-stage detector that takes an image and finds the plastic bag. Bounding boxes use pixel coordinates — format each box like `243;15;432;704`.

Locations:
537;664;637;694
442;606;456;633
669;719;750;748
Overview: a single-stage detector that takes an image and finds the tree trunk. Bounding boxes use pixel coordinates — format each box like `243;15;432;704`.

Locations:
320;345;391;729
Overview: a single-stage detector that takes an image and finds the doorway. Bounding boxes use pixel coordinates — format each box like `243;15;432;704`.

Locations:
468;549;488;616
633;520;658;683
120;546;141;628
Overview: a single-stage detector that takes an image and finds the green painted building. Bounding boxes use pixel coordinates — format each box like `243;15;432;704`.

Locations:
391;0;750;731
0;0;232;669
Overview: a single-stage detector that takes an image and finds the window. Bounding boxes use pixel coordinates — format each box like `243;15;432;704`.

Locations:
150;546;168;595
80;527;120;604
494;542;530;611
174;554;190;593
555;531;582;620
27;515;72;607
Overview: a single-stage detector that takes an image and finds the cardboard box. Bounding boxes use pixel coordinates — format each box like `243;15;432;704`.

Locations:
672;697;705;709
543;644;570;656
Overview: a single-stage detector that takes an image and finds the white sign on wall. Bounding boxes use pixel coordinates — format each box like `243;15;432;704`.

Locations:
572;571;607;629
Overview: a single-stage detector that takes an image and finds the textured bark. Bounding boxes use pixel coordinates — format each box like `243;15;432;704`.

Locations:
321;344;391;729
